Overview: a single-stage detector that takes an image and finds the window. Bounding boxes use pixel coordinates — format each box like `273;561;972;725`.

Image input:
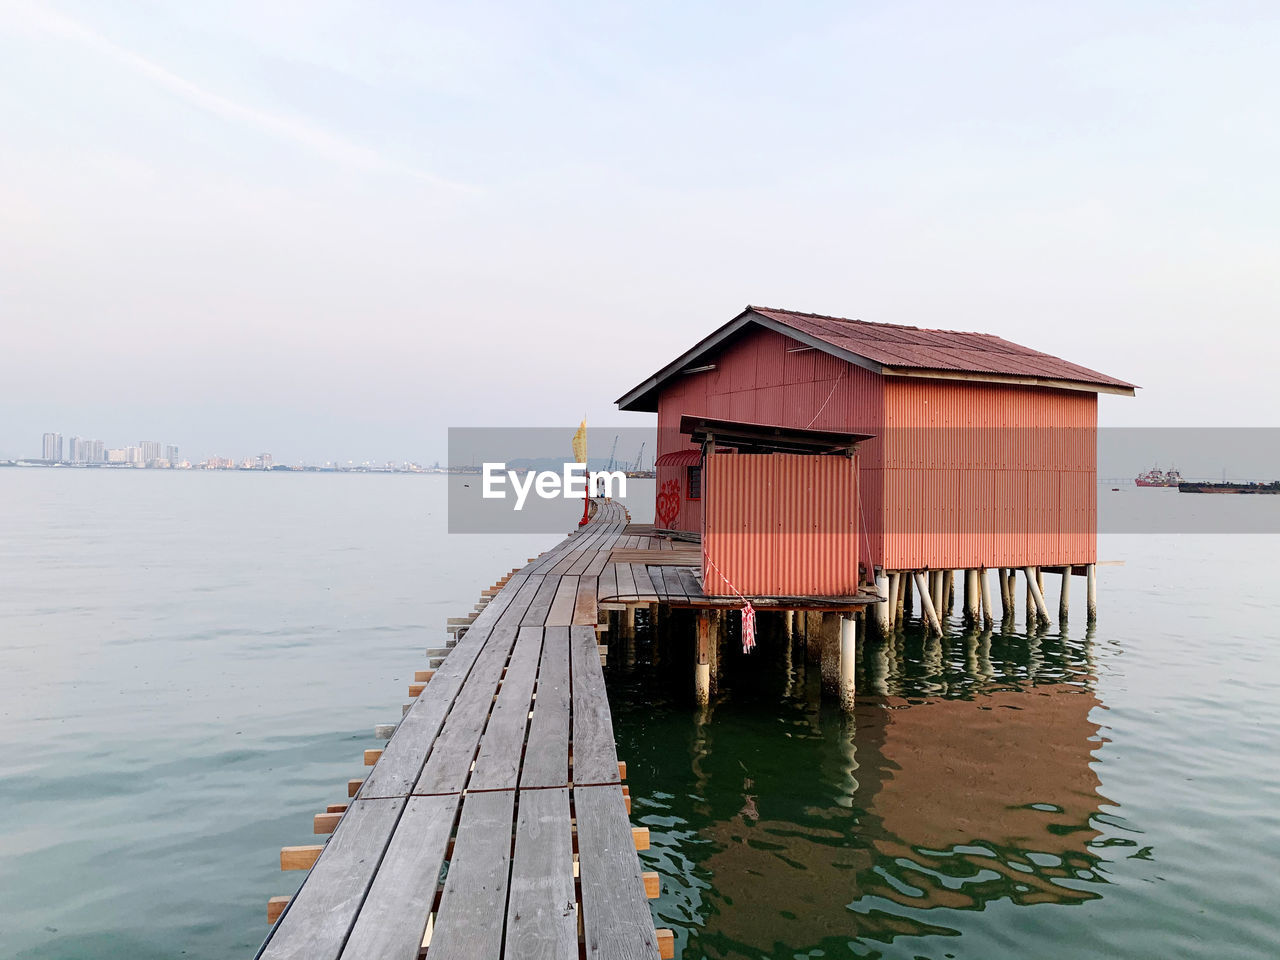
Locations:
686;465;702;500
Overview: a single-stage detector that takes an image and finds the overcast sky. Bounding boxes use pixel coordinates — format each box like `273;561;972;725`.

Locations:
2;1;1276;463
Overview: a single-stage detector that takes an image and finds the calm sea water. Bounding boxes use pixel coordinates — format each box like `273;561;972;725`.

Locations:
2;473;1278;959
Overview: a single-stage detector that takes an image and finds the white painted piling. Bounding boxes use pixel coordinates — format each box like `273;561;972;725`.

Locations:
1059;568;1071;621
875;572;891;636
1087;563;1098;622
839;615;857;711
965;569;980;623
1024;566;1051;623
886;572;900;630
979;568;994;627
913;571;943;635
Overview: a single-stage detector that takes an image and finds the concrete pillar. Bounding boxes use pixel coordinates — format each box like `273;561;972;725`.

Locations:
1059;569;1071;622
806;610;824;664
979;568;994;627
839;615;857;711
1024;566;1051;624
943;569;955;615
874;572;891;636
965;569;980;623
886;572;900;631
913;571;943;635
900;572;911;622
820;612;842;696
930;571;944;622
1087;563;1098;623
1025;569;1036;626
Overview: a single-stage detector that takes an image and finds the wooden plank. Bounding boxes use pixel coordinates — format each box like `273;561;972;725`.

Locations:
569;625;621;785
630;563;657;600
677;566;705;601
597;563;618;601
338;793;460;960
644;566;667;600
469;626;543;791
504;787;576;960
545;575;579;627
575;785;660;960
657;565;686;599
260;799;404;960
573;576;599;625
521;626;571;789
413;620;522;795
609;548;701;565
426;790;516;960
521;576;561;626
613;563;636;600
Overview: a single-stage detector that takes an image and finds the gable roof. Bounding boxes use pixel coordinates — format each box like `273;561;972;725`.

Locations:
616;305;1136;411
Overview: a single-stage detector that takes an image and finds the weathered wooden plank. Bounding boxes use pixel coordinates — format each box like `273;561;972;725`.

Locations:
521;626;571;789
504;787;576;960
260;799;405;960
677;566;705;601
522;576;562;626
413;620;522;795
657;565;686;599
597;562;618;601
469;627;543;791
630;564;657;600
573;576;599;626
338;793;460;960
569;625;621;786
545;575;579;627
575;785;660;960
644;566;667;600
613;563;636;600
608;549;701;565
426;790;516;960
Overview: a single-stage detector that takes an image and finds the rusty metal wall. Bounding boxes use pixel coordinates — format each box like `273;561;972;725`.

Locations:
702;452;860;597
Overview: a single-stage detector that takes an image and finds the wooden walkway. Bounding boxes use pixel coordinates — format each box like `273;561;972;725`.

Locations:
258;501;668;960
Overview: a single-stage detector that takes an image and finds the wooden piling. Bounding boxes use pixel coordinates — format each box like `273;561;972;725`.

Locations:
965;569;980;623
695;612;712;706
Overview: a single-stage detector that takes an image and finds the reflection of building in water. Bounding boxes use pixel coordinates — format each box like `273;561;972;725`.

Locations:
695;673;1104;952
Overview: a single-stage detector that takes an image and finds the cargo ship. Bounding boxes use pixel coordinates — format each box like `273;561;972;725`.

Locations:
1135;467;1183;487
1178;480;1280;494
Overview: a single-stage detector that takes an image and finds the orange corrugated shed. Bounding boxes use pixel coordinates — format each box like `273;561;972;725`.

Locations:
702;452;860;597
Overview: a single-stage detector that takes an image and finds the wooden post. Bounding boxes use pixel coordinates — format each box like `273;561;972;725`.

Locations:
805;610;823;664
998;568;1011;619
874;572;891;636
979;568;994;628
1059;569;1071;622
839;615;857;711
930;571;944;621
913;571;943;635
1024;566;1051;623
1087;563;1097;622
900;571;911;621
695;612;711;706
943;569;954;615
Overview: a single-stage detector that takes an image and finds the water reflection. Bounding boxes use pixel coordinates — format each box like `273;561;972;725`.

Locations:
608;612;1118;959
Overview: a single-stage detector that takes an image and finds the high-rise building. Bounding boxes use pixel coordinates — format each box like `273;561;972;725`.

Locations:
126;446;143;464
164;444;179;464
106;448;127;463
42;432;63;462
69;437;84;463
140;440;163;464
88;439;105;462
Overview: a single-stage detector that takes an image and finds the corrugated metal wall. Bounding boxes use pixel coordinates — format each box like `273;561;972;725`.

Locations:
702;452;861;597
881;380;1097;569
654;452;701;532
653;324;1099;574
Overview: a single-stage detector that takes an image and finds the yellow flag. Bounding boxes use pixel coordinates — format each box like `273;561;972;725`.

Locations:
571;420;587;465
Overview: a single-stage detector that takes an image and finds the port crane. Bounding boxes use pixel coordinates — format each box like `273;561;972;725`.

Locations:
631;441;646;472
605;435;619;471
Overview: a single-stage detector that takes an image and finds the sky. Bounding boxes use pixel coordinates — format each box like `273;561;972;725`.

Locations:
2;1;1277;463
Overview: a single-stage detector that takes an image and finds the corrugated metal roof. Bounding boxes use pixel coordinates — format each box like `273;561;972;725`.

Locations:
748;306;1135;390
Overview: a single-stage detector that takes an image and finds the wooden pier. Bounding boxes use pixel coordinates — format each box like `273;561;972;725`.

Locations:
258;500;671;960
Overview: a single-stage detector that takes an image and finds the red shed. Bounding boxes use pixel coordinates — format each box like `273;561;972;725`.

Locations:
617;306;1135;629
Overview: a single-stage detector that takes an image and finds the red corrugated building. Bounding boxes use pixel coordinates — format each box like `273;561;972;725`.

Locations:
618;306;1135;627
